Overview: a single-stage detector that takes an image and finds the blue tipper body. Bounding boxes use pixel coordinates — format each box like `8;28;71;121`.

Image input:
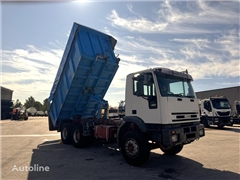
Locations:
48;22;119;129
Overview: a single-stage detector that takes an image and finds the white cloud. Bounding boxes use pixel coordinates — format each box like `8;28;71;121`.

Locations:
215;81;240;86
107;1;239;34
1;46;63;103
171;38;210;49
109;28;239;82
158;0;190;23
110;60;147;89
49;40;65;49
115;35;175;60
126;3;140;16
107;10;168;33
109;90;125;95
214;29;239;57
188;59;239;79
197;1;239;24
66;30;71;37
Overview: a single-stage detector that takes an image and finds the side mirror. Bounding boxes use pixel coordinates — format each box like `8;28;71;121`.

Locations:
136;81;144;97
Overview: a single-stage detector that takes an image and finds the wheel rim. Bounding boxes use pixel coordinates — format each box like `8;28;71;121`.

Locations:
62;128;68;140
125;138;139;158
73;129;80;143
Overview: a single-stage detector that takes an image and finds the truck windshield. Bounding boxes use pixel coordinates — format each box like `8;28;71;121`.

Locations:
211;99;230;109
157;75;195;98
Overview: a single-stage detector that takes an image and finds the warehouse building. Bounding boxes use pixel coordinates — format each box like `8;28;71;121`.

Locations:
196;86;240;107
1;86;14;120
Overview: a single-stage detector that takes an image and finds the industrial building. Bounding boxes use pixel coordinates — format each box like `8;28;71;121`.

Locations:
1;86;13;120
196;86;240;107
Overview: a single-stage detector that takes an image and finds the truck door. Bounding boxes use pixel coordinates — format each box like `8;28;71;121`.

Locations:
130;73;160;124
204;101;212;117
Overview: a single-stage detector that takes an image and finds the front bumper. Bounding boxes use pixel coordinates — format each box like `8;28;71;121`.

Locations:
161;123;205;147
208;116;232;126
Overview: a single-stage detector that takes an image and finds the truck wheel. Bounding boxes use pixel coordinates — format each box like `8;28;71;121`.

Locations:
217;124;225;129
72;125;87;148
201;117;210;128
61;123;72;144
120;130;150;166
160;145;183;155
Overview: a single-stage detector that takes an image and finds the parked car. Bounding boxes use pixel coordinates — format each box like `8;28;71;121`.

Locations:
36;111;45;116
11;108;28;120
26;107;37;116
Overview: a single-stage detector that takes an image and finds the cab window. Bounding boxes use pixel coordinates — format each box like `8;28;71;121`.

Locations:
133;73;157;109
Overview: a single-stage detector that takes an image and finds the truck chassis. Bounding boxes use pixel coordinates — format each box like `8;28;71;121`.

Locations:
54;116;204;166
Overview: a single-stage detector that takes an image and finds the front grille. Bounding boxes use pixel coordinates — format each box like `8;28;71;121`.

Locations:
223;119;229;123
172;112;199;122
191;126;197;132
176;115;184;119
184;127;190;133
217;111;230;116
186;133;195;139
184;126;197;133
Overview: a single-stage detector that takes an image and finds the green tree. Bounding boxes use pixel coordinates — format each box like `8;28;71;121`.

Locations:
34;101;43;111
24;96;36;109
42;98;48;112
13;99;22;108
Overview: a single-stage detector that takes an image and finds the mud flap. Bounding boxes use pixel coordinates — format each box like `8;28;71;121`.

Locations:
48;116;57;131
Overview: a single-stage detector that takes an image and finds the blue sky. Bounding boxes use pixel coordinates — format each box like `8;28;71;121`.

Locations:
1;0;239;107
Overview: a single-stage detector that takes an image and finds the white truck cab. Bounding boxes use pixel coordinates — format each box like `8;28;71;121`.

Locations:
125;68;200;125
199;96;233;128
119;68;204;164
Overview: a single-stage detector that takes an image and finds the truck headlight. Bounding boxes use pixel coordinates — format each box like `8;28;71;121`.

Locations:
199;129;204;136
171;135;178;143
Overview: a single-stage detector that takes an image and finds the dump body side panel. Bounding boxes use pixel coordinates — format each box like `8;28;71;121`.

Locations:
48;22;119;128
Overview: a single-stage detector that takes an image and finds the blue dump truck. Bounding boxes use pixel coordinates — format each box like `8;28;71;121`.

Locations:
48;22;205;166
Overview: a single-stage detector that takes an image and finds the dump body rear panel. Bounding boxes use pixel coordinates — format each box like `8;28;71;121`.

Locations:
48;22;119;128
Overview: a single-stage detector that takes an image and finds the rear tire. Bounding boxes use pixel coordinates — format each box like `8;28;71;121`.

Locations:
61;123;72;144
72;125;88;148
217;124;225;129
160;145;183;155
120;130;150;166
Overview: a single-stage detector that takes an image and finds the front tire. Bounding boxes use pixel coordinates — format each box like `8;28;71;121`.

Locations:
120;130;150;166
201;117;210;128
160;145;183;155
217;124;225;129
